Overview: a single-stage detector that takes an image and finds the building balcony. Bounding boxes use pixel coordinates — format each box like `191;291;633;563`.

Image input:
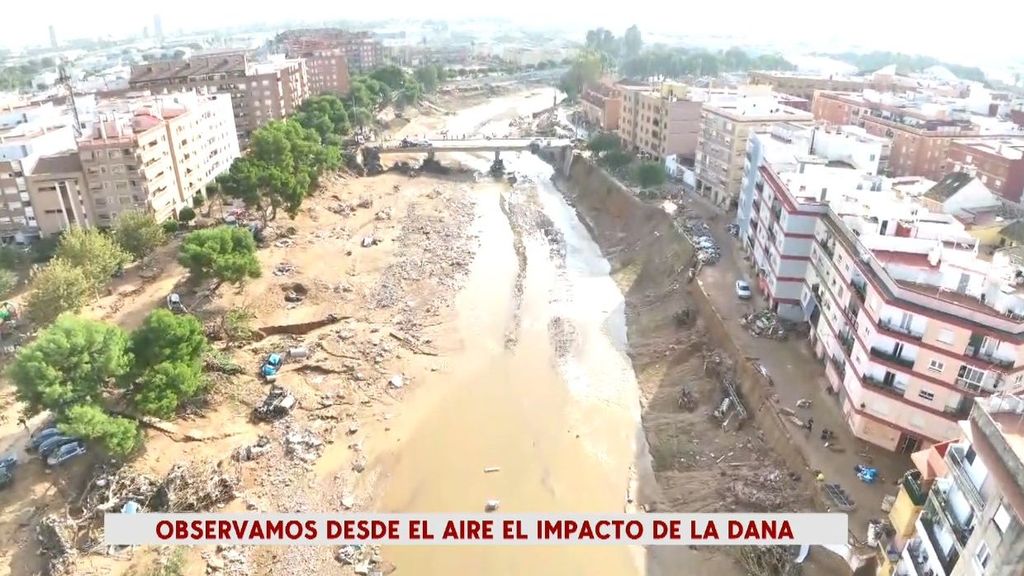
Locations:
928;481;974;547
918;507;960;575
900;538;934;576
828;355;847;379
879;320;925;341
839;331;854;356
850;279;867;304
819;240;835;258
861;373;907;399
945;445;985;511
903;473;929;507
870;347;916;369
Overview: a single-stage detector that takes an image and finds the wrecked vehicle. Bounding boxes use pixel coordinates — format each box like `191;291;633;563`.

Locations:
253;387;297;421
261;353;283;379
167;293;187;314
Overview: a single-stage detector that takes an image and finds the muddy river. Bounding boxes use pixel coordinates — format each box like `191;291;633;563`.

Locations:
367;91;651;574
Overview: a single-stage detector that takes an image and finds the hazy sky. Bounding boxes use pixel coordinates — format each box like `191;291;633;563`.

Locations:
11;0;1024;66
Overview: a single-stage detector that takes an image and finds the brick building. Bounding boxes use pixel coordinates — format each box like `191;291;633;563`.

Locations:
947;138;1024;203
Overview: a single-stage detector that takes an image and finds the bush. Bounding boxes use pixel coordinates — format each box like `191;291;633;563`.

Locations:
162;220;180;234
601;150;634;170
24;259;92;325
113;212;167;260
178;226;261;285
0;268;16;297
58;404;140;457
587;132;620;154
177;207;196;225
634;161;667;188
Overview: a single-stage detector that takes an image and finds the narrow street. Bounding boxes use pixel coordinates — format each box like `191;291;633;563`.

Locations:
676;190;909;537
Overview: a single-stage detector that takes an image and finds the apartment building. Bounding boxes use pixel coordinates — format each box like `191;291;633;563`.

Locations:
811;91;1024;181
293;49;350;97
695;95;813;207
276;29;383;73
580;82;621;131
0;105;77;242
27;92;238;235
802;192;1024;452
946;138;1024;203
876;395;1024;576
749;71;869;100
737;123;890;320
129;51;308;145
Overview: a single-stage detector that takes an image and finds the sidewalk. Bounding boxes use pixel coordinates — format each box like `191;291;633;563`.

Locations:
677;191;909;539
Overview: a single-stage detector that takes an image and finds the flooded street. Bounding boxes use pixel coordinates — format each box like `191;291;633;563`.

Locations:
370;93;649;575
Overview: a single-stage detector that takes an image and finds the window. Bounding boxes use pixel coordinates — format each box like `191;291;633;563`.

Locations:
918;390;935;401
958;365;986;386
937;329;955;345
928;360;945;373
975;541;991;571
994;504;1012;534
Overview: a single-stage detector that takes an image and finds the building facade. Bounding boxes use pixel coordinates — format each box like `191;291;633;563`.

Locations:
276;29;383;73
27;92;238;236
749;71;868;100
946;138;1024;204
877;395;1024;576
129;51;308;146
0;107;77;241
296;49;351;97
580;82;621;131
695;97;813;207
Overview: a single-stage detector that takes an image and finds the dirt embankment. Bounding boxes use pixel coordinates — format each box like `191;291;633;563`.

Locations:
556;157;848;575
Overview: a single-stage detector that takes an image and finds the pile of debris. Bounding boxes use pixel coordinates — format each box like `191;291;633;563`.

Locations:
676;216;721;264
233;436;273;462
36;515;77;576
740;310;795;340
727;468;800;511
204;545;251;576
284;428;325;463
736;546;799;576
150;461;239;512
335;543;390;574
273;262;298;277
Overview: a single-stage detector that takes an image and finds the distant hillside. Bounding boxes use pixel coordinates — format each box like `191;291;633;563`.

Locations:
822;51;987;84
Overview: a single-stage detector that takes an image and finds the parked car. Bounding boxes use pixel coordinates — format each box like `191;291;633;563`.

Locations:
29;427;61;450
735;280;752;300
38;436;77;458
47;442;86;466
261;353;283;379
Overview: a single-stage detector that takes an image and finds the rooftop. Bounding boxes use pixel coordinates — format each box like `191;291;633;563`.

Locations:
924;172;975;201
954;137;1024;161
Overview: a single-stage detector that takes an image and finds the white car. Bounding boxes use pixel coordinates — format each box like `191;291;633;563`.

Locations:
735;280;752;300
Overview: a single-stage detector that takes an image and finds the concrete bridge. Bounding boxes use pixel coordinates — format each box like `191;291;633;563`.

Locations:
375;138;572;156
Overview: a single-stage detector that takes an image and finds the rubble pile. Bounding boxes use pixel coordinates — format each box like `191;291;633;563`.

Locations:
150;461;239;512
36;515;77;576
233;436;273;462
677;216;721;264
336;543;391;574
736;546;799;576
371;191;476;309
548;316;578;360
740;310;796;340
284;428;325;463
205;545;251;576
727;468;799;511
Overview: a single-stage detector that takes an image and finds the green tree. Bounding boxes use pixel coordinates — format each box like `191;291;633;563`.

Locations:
350;107;373;129
178;206;196;225
7;314;131;416
129;309;208;373
132;362;204;418
58;404;140;456
634;161;667;188
113;211;167;260
218;120;340;222
55;228;131;291
559;51;604;100
222;306;256;344
623;25;643;60
601;149;634;170
414;65;440;93
588;132;621;154
178;226;261;285
369;66;407;90
24;258;92;325
295;94;351;145
0;268;16;297
0;245;28;269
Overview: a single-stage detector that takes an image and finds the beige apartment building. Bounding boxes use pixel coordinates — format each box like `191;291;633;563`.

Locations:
617;82;704;162
695;96;814;207
0;104;77;241
129;51;308;146
27;92;239;236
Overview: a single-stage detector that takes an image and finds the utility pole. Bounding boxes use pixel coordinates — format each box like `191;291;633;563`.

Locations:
57;58;81;138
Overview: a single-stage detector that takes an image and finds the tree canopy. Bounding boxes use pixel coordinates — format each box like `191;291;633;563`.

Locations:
295;94;351;145
55;228;131;290
178;226;261;285
24;258;92;325
113;211;167;260
130;309;208;373
58;404;140;457
623;26;643;60
635;161;667;188
559;51;604;100
7;314;131;416
217;119;339;221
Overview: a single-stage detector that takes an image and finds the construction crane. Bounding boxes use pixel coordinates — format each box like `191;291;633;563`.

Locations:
57;57;82;137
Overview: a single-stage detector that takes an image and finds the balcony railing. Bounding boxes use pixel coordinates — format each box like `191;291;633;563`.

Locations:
969;349;1016;370
850;279;867;304
955;377;983;393
819;240;835;258
839;332;854;356
919;507;960;574
879;319;924;341
929;482;974;547
829;355;846;379
945;446;985;511
861;373;907;398
943;402;972;419
902;473;928;507
870;347;916;369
